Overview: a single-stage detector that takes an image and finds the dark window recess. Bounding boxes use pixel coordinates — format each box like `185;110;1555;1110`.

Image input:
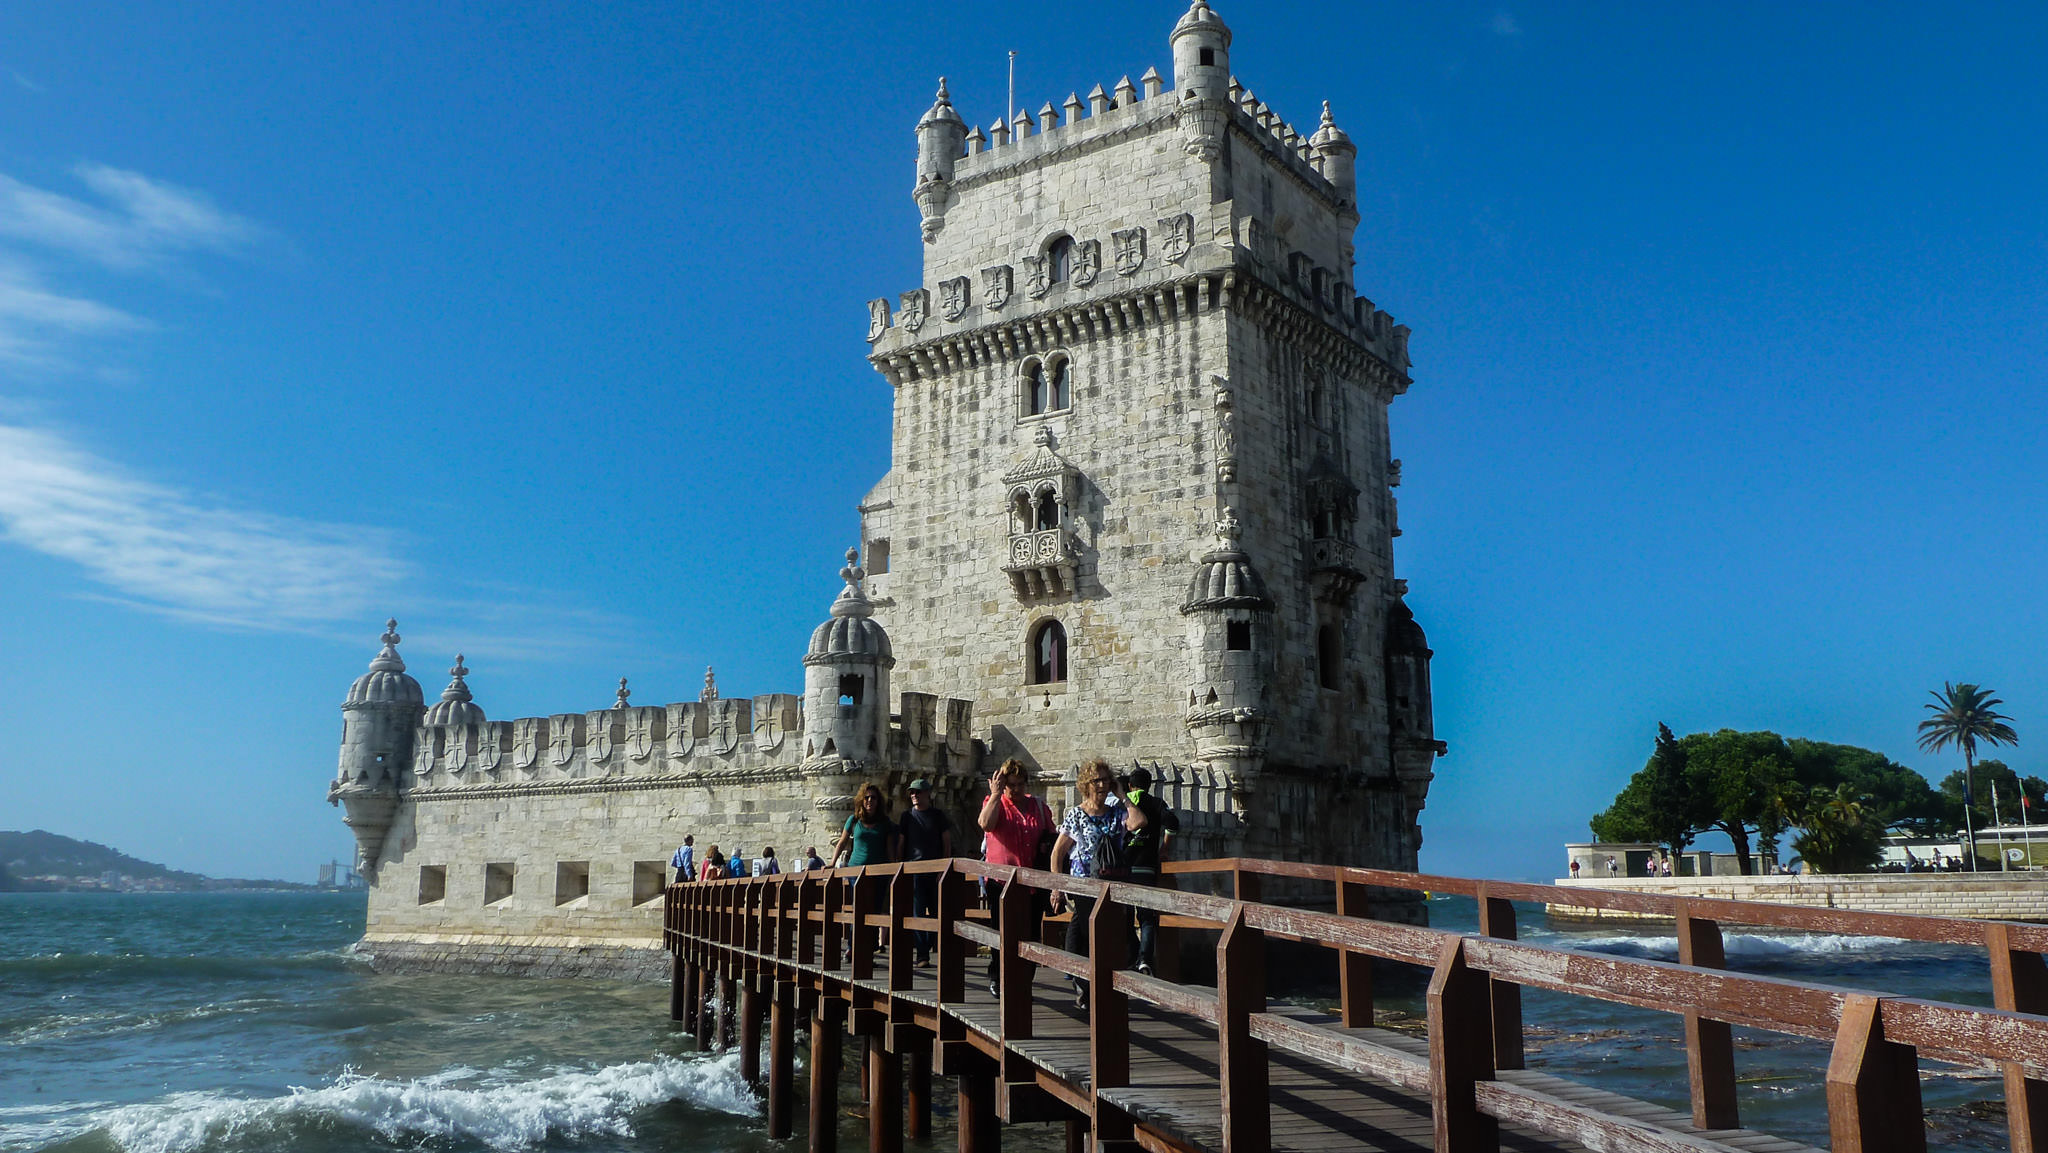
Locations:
1030;620;1068;684
1317;626;1342;690
1035;492;1060;531
1199;47;1215;66
1048;359;1068;410
1028;364;1048;414
838;675;864;707
1048;237;1073;284
1226;621;1252;651
866;539;890;574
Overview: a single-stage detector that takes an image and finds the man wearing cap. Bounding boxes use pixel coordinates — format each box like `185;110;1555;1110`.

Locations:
1123;767;1180;975
899;778;955;967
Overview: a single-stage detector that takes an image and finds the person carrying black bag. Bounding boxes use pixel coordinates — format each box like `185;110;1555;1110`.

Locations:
1122;766;1179;975
1048;759;1147;1009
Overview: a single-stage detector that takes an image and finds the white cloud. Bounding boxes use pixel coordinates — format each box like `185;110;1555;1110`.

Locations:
0;259;148;367
0;422;405;628
1491;11;1522;36
0;163;265;270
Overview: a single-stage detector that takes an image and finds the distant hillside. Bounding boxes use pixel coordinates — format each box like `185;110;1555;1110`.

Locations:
0;830;313;892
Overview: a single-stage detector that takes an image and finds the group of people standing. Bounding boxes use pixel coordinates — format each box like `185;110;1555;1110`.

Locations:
670;838;825;883
668;759;1180;1010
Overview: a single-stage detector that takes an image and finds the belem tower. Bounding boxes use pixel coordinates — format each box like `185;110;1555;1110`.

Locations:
329;1;1444;978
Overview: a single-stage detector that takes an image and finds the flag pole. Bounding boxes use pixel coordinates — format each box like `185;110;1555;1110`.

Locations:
1008;51;1016;127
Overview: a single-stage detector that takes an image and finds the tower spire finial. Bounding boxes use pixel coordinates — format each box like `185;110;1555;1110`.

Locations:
701;666;719;702
615;677;631;710
368;618;407;673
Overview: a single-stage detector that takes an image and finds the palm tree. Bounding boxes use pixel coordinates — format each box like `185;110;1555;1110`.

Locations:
1918;682;2019;871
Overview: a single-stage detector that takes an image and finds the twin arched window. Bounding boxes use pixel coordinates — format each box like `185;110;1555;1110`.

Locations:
1025;355;1070;416
1029;619;1067;684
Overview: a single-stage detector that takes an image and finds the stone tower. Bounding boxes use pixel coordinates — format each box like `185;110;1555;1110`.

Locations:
329;620;424;877
860;1;1441;878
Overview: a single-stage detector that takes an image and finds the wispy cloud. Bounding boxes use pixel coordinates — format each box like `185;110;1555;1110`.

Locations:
0;163;266;271
1491;10;1523;37
0;258;149;367
10;70;44;93
0;422;405;628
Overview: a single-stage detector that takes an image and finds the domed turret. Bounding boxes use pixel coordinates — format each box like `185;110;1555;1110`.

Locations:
1170;2;1233;158
913;78;970;242
423;654;485;727
1179;510;1273;812
803;548;895;763
330;620;426;878
1309;101;1358;207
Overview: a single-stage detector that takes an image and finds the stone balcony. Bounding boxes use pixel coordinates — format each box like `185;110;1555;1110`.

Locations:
1004;529;1081;598
1308;535;1363;604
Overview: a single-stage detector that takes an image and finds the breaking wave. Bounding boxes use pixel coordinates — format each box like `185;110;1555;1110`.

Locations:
57;1053;756;1153
1560;932;1910;959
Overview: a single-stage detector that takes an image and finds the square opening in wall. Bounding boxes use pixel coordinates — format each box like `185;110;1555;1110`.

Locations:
1227;621;1252;651
633;860;666;906
417;865;446;905
866;539;890;574
555;861;591;907
838;674;864;708
484;862;515;906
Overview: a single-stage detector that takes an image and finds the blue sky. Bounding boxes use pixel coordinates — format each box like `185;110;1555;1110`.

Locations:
0;3;2041;883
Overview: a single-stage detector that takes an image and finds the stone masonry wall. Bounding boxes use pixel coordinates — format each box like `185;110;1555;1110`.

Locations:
1549;874;2048;923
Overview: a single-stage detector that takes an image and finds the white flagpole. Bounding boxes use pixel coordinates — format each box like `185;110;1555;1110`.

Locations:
2026;794;2035;870
1995;780;2009;871
1008;51;1016;126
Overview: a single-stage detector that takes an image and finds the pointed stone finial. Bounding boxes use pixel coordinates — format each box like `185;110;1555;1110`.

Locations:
1141;67;1164;98
840;545;866;588
369;618;406;673
1039;100;1060;129
1216;506;1243;548
1064;92;1084;122
439;654;473;703
615;677;631;710
831;546;874;620
1012;107;1034;137
1088;83;1110;116
1114;75;1137;105
965;124;987;155
990;118;1011;146
1033;425;1055;448
701;666;719;702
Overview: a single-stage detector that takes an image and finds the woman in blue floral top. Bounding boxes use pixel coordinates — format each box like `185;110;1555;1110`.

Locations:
1048;759;1146;1009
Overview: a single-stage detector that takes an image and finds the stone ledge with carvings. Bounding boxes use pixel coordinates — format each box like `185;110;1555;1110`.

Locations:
1003;528;1081;597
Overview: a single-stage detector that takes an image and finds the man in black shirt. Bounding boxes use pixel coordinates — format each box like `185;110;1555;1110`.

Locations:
1122;767;1180;974
899;778;955;966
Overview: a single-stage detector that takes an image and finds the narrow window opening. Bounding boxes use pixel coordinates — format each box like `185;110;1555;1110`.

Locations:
1034;491;1060;531
1226;621;1252;651
1314;508;1337;538
632;861;666;906
866;539;890;575
1012;491;1034;533
1317;626;1342;690
484;862;515;906
554;861;590;906
838;674;864;707
1048;359;1069;410
1027;362;1048;415
417;865;446;905
1199;47;1215;66
1048;237;1073;284
1029;620;1068;684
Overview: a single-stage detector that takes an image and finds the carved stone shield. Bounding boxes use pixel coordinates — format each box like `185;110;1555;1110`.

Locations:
1159;213;1193;263
447;726;471;774
413;726;438;777
1113;227;1146;276
667;704;697;761
753;709;786;754
899;289;928;333
939;276;970;321
707;700;742;756
514;718;541;770
1022;255;1050;299
549;716;579;767
1072;240;1100;287
982;265;1012;310
628;711;656;762
588;714;614;765
867;298;891;342
479;724;504;772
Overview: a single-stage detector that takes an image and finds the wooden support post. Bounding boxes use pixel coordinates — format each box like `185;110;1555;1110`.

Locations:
1427;938;1498;1153
740;983;763;1087
908;1039;933;1141
1217;907;1269;1153
695;969;716;1048
869;1034;904;1153
824;872;846;973
998;876;1035;1042
810;999;845;1153
852;873;877;982
1475;886;1524;1071
1989;923;2048;1153
1232;867;1261;904
769;981;796;1139
673;955;691;1025
889;866;913;992
1336;873;1374;1029
719;976;738;1049
1826;995;1925;1153
1064;1118;1089;1153
799;874;820;966
1089;894;1134;1146
1676;906;1739;1130
958;1057;1000;1153
937;866;967;1006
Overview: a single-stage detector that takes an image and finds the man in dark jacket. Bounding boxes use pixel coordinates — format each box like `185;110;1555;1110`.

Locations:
1122;767;1179;974
898;778;955;966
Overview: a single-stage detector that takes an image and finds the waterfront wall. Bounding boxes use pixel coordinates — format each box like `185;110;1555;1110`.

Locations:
1547;872;2048;922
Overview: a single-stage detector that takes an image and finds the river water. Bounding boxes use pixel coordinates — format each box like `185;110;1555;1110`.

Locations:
0;891;2014;1152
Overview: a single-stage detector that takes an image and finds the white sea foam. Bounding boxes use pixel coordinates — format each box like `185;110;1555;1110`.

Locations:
85;1052;757;1153
1557;932;1911;959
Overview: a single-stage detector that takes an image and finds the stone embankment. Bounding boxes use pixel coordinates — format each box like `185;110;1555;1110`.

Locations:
1548;872;2048;922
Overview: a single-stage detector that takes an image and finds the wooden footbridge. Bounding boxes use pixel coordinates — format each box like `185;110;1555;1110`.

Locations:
663;858;2048;1153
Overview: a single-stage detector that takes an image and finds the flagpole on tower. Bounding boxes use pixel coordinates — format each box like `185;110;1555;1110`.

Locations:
1008;51;1016;126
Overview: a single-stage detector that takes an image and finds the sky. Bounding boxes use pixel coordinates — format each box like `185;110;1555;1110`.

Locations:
0;2;2042;884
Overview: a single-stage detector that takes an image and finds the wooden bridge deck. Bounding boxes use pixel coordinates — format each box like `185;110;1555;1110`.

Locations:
667;858;2048;1153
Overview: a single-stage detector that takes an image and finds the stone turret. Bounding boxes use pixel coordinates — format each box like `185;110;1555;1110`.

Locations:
913;78;969;242
803;548;895;765
1309;101;1358;208
1171;1;1232;158
1385;597;1443;853
1180;510;1273;813
423;655;484;727
330;620;424;877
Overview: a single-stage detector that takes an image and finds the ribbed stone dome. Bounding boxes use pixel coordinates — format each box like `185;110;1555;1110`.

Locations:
916;77;964;130
1181;511;1272;612
423;654;485;726
805;549;896;666
1387;599;1431;656
346;620;424;707
1309;101;1352;150
1172;0;1231;45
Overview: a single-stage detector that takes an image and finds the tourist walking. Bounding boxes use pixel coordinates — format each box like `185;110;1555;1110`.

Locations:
1048;759;1145;1009
727;847;748;877
670;835;696;883
835;783;898;953
978;759;1053;998
899;778;954;966
758;847;781;876
804;845;825;871
1121;766;1178;975
700;847;728;881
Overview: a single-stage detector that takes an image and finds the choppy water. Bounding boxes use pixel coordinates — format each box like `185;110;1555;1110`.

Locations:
0;892;2015;1152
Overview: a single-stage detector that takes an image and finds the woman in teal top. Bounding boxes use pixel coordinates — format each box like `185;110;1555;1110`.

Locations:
834;782;897;866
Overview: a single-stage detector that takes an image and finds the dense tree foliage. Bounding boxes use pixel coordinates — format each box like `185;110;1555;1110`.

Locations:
1590;728;1947;875
1936;759;2048;832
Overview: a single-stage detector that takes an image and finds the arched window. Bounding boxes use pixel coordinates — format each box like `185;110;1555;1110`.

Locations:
1029;620;1067;684
1317;625;1342;690
1024;355;1071;417
1011;491;1034;534
1034;490;1060;531
1047;357;1068;411
1048;236;1073;284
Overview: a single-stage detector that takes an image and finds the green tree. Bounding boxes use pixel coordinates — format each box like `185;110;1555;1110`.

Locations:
1590;723;1702;857
1686;729;1794;876
1936;759;2046;833
1791;783;1884;874
1918;683;2020;870
1783;739;1948;834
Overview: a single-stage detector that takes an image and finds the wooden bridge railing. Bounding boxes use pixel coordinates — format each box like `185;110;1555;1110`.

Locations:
665;858;2048;1153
